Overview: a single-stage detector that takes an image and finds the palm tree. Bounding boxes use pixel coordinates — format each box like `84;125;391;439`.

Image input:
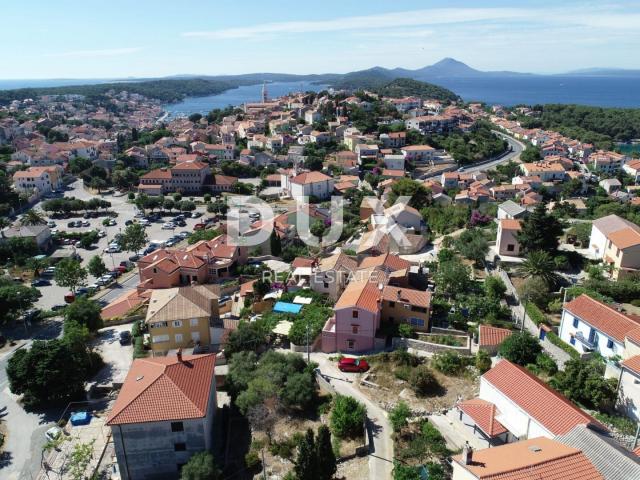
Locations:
20;209;46;226
517;250;561;287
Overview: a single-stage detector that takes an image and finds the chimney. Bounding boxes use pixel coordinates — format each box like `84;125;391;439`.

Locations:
177;348;183;363
462;442;473;465
397;289;402;300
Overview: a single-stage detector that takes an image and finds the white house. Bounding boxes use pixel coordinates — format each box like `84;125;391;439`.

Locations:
559;294;640;358
12;165;64;196
289;171;334;200
622;159;640;183
475;360;603;441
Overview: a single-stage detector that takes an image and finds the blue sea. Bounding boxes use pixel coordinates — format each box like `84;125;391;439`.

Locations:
162;81;328;118
431;75;640;108
2;75;640;111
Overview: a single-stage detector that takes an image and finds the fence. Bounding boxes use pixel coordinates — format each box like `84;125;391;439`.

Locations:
392;334;472;356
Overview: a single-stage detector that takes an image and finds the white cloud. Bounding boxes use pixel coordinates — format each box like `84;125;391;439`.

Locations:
182;5;640;41
182;7;532;39
46;47;143;58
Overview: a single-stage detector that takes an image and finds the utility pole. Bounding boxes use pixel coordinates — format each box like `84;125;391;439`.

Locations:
306;317;310;363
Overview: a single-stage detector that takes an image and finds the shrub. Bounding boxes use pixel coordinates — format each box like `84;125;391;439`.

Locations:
535;352;558;375
409;365;440;396
330;395;366;438
498;332;541;366
398;323;414;338
389;401;411;432
545;331;581;360
475;350;492;373
392;349;421;367
394;365;412;382
432;351;471;376
244;450;261;470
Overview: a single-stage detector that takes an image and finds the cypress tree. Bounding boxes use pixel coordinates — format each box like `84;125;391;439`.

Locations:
316;425;337;480
294;428;318;480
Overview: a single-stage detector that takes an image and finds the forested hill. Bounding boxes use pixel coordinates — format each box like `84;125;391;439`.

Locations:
375;78;460;103
519;104;640;148
0;78;236;104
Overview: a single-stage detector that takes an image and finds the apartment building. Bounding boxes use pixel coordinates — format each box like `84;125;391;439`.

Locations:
380;285;431;331
146;285;219;354
13;165;64;196
107;353;217;480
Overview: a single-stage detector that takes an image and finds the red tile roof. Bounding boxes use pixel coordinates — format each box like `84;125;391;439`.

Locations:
621;355;640;376
335;279;381;313
482;360;604;436
290;171;332;185
107;354;216;425
458;399;508;437
453;437;603;480
478;325;513;347
291;257;314;269
141;168;172;180
564;294;640;343
381;285;431;309
358;253;411;272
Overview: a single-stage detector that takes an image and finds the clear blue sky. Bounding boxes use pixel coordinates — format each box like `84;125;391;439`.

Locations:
2;1;640;79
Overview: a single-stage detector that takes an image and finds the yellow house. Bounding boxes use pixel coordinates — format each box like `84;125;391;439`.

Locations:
146;285;219;354
602;226;640;280
380;285;431;332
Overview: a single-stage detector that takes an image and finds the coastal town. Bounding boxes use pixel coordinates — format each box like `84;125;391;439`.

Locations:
1;66;640;480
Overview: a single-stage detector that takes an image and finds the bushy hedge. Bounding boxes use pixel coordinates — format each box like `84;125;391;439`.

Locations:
545;331;580;360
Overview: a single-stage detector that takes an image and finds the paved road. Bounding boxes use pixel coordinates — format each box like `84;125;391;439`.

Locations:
0;320;63;480
462;132;525;174
311;353;393;480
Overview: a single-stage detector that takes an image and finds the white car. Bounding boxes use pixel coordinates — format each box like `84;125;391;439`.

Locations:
113;191;125;197
104;245;121;253
97;229;107;238
139;219;150;226
47;221;56;228
162;222;175;230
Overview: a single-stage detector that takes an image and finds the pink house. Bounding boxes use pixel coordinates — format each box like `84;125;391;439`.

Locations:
322;280;381;353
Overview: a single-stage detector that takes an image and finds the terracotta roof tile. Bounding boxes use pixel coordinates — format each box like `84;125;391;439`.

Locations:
500;219;522;230
453;437;603;480
482;360;604;436
479;325;513;347
290;171;332;185
458;399;508;437
621;355;640;376
107;354;216;425
381;285;431;309
335;279;381;313
564;294;640;343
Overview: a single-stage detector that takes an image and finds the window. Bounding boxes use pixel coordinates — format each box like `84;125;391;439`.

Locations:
607;339;614;349
352;310;359;318
389;301;396;308
174;443;186;452
409;318;425;327
347;340;355;349
173;320;182;328
352;325;359;334
572;317;579;328
507;244;515;252
171;422;184;432
152;334;170;343
570;337;576;345
191;331;201;342
190;318;199;327
175;334;183;343
323;282;329;289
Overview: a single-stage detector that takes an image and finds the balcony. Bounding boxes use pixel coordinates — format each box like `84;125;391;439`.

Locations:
573;331;596;351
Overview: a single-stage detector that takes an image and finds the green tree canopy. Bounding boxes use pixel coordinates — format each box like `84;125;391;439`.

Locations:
180;452;221;480
54;258;88;294
498;332;541;366
517;202;564;254
64;297;103;333
120;223;149;254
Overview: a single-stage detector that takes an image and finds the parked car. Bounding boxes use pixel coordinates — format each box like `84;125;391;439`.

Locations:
81;220;90;227
64;293;76;304
104;245;121;254
47;220;56;228
42;267;56;276
193;223;206;231
338;357;369;373
45;426;63;442
125;220;133;226
119;331;132;345
191;212;202;218
175;219;186;227
129;254;141;262
162;222;175;230
67;221;75;228
31;278;51;287
177;231;190;239
97;229;107;238
139;219;150;227
51;304;66;311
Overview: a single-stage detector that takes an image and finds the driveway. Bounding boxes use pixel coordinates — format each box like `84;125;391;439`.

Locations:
310;352;393;480
0;320;63;480
92;323;135;385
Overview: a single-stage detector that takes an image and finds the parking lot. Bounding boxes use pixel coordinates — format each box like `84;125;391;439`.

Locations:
32;180;211;310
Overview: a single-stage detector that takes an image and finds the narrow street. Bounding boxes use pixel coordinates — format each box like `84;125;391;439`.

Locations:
310;352;394;480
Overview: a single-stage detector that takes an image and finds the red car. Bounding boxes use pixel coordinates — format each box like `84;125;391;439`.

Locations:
338;357;369;373
193;223;206;231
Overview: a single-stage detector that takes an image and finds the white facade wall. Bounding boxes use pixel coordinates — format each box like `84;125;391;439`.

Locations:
479;378;552;440
618;368;640;421
558;309;624;358
589;225;608;260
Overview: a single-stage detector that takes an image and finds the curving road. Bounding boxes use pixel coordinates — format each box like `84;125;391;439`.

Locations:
462;131;526;174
